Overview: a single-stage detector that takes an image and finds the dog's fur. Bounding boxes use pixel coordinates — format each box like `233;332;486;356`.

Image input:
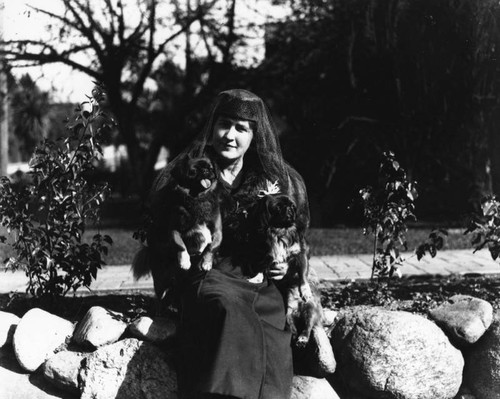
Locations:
132;154;223;304
245;194;323;347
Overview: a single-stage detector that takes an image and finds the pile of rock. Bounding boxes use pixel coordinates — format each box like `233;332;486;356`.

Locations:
330;294;495;399
0;305;337;399
0;293;498;399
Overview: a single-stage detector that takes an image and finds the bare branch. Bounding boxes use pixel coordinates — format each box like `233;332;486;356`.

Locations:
63;0;105;62
130;0;157;105
27;5;83;35
1;47;102;80
103;0;118;38
72;0;113;48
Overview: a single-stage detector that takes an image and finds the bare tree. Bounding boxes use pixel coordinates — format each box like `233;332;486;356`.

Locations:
0;0;216;191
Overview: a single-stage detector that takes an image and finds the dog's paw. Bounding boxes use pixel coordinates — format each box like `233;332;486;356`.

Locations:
296;334;309;348
200;259;213;271
286;313;298;336
300;283;313;302
178;251;191;270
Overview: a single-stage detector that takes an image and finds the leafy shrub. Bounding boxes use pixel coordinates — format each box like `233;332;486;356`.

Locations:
0;87;113;297
357;151;445;278
466;196;500;260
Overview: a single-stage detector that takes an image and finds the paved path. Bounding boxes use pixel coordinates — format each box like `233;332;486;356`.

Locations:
1;249;500;294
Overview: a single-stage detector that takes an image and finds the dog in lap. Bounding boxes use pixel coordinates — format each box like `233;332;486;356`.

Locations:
132;154;223;303
245;191;322;347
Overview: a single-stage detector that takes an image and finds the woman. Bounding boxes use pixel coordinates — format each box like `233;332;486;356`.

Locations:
146;89;310;399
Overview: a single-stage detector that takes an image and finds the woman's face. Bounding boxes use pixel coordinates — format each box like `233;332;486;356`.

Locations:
211;116;254;163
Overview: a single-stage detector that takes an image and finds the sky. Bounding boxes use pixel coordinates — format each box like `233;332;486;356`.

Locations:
4;0;95;102
3;0;291;104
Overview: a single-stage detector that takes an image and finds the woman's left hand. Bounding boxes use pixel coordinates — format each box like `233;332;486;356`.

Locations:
268;262;289;280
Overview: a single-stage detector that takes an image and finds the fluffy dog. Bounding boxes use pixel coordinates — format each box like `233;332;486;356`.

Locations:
245;192;323;347
132;154;223;304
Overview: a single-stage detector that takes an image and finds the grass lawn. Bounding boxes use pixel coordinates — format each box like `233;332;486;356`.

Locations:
0;225;475;267
308;227;472;256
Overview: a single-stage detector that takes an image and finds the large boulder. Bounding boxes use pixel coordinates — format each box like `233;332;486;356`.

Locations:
293;325;336;378
13;308;75;372
429;295;493;345
73;306;128;348
128;316;177;343
0;311;20;348
79;338;177;399
464;314;500;399
291;375;339;399
42;350;85;393
331;306;463;399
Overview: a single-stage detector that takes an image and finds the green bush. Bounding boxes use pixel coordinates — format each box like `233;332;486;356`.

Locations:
358;151;445;278
0;87;113;297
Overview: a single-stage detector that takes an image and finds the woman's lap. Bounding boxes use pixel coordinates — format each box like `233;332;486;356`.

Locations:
177;268;293;399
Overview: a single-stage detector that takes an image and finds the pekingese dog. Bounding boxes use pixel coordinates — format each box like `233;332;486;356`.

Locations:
245;193;323;347
132;154;223;304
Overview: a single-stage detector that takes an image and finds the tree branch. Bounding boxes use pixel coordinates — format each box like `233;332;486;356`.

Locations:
1;48;102;80
63;0;106;63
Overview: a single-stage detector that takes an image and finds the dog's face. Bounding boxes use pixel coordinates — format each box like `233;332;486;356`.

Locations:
259;194;297;228
172;155;217;195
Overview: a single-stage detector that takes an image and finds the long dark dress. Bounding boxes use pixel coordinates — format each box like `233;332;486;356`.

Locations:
174;163;311;399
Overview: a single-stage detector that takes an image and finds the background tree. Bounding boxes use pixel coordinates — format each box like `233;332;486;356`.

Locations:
258;0;500;225
10;74;49;161
0;0;218;192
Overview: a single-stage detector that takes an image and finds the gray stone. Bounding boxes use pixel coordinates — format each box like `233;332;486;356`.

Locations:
79;338;177;399
13;308;75;372
0;311;20;348
293;325;336;378
42;350;86;394
323;309;337;327
429;295;493;345
0;346;74;399
331;306;464;399
291;375;339;399
128;316;177;343
464;314;500;399
72;306;128;348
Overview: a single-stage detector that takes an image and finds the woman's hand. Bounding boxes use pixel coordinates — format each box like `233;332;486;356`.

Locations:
268;262;289;280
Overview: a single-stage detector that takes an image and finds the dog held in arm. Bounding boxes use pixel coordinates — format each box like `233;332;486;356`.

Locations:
246;181;322;347
132;154;223;302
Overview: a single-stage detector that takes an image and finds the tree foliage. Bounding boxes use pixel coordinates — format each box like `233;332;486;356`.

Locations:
259;0;500;224
0;88;113;298
466;196;500;261
358;151;418;278
10;74;49;161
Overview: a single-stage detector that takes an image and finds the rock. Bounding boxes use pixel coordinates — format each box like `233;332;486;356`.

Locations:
0;311;20;348
331;306;463;399
42;350;85;393
128;316;177;343
80;338;177;399
293;325;336;378
73;306;128;348
464;314;500;399
429;295;493;345
323;309;337;327
13;308;75;372
291;375;339;399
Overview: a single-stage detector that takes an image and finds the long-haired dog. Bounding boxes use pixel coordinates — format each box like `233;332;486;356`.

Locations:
245;192;323;347
132;154;223;306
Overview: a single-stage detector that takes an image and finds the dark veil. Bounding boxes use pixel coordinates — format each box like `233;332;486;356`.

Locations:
146;88;310;237
151;89;288;193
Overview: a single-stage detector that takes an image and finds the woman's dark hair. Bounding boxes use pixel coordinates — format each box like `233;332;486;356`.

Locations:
152;89;288;192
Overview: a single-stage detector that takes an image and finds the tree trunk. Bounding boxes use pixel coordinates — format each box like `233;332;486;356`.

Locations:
0;0;8;177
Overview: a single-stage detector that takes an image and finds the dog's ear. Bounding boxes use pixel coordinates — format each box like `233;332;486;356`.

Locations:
171;155;188;183
256;196;272;228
